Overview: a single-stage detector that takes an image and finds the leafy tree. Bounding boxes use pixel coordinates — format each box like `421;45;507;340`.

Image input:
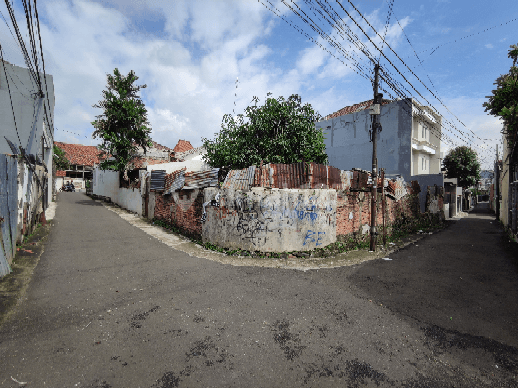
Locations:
443;146;481;188
53;144;70;170
91;68;152;172
201;93;328;171
483;44;518;144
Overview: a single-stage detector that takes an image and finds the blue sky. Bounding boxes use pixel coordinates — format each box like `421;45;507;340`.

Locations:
1;0;517;170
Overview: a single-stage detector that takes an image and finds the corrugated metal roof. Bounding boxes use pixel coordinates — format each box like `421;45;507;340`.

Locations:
183;168;220;189
221;165;256;190
222;162;344;190
164;168;186;194
150;170;166;191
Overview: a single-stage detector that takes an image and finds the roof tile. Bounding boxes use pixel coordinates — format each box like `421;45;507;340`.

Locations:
323;99;392;120
173;139;194;153
54;142;107;166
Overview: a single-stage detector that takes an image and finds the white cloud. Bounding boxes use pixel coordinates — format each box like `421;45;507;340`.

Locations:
436;96;503;169
1;0;415;155
485;43;494;49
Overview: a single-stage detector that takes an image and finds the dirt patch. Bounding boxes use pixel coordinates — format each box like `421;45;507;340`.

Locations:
0;223;52;327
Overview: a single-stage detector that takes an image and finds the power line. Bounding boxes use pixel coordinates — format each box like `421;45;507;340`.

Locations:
407;17;518;60
262;1;498;163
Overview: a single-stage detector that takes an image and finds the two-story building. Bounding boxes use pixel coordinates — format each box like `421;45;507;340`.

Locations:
317;97;444;213
317;97;442;181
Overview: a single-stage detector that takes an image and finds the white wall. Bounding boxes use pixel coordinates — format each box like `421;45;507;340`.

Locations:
0;60;55;157
316;98;413;181
147;160;213;174
92;168;144;215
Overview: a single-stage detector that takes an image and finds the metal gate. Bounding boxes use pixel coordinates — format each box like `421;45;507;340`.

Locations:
0;154;18;277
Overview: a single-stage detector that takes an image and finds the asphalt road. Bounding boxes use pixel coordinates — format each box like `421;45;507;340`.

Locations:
1;193;517;387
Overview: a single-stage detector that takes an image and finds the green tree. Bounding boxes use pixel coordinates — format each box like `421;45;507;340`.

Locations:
91;68;152;172
443;146;481;188
483;44;518;144
53;144;70;170
201;93;328;171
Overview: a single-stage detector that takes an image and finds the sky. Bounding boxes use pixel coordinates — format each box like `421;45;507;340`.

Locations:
1;0;517;170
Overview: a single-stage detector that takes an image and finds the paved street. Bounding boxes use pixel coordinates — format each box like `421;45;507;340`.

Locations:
1;193;518;387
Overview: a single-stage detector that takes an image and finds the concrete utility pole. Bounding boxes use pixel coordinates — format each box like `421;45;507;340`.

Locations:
496;144;500;220
370;64;383;251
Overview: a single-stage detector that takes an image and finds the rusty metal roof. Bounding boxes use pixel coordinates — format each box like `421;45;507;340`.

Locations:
183;168;220;189
221;165;256;190
164;168;186;194
221;162;346;190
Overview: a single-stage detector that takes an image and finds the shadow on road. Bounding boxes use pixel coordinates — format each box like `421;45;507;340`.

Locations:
347;201;518;346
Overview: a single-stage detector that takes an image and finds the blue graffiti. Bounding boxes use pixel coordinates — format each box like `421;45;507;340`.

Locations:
303;230;325;246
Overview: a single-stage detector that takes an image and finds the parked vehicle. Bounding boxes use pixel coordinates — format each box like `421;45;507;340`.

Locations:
60;182;75;192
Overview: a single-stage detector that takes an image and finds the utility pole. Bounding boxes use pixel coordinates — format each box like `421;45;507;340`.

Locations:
370;64;383;251
496;144;500;220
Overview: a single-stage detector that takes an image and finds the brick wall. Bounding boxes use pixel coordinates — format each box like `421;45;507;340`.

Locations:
336;189;420;239
153;188;205;239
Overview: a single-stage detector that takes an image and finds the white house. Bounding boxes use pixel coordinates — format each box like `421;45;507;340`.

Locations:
316;97;442;182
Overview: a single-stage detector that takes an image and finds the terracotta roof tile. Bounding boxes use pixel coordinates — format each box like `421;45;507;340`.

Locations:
54;142;107;166
173;139;194;153
129;156;170;169
56;170;66;177
323;99;392;120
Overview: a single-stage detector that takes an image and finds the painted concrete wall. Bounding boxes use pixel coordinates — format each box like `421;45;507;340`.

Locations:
0;61;55;156
316;99;413;182
92;168;144;215
1;61;55;208
147;160;213;174
202;187;337;252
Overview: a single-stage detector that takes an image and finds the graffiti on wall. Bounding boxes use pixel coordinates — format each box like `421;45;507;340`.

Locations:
303;230;325;246
222;192;334;247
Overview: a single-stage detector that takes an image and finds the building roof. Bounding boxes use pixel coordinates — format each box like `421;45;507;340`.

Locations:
54;142;106;166
131;140;174;152
56;170;66;177
173;139;194;153
323;99;393;121
130;156;171;169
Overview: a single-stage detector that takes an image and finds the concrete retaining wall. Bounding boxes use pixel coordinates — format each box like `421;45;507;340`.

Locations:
202;187;337;252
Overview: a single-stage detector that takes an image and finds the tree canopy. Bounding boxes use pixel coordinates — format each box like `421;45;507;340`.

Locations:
53;144;70;171
91;68;152;172
201;93;328;171
483;44;518;143
443;146;481;188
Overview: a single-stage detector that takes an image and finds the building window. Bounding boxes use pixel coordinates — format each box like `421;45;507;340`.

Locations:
422;157;424;170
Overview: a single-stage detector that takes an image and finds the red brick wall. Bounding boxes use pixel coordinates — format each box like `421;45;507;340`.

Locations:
153;189;205;238
336;190;419;237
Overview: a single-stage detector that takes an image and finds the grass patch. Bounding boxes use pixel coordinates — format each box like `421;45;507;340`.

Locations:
150;213;446;260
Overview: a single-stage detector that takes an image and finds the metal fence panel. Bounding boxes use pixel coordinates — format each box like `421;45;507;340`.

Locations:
150;170;166;191
0;154;18;277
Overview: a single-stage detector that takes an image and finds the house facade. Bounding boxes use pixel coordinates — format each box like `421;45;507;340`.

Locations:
54;142;104;191
316;97;442;182
0;59;55;276
1;58;55;205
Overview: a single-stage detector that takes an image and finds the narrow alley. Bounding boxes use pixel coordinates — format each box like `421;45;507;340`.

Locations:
1;193;517;387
